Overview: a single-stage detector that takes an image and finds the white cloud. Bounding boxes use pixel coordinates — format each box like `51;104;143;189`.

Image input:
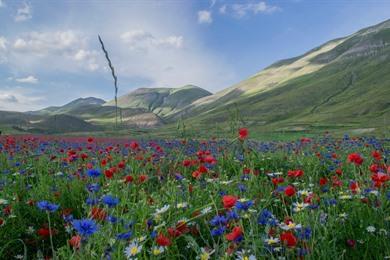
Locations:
0;94;18;103
15;75;39;84
198;10;212;24
15;2;32;22
4;30;101;72
223;1;280;18
121;30;183;50
13;30;82;54
73;49;100;71
219;5;227;14
0;0;4;8
0;87;45;111
0;36;7;63
0;37;7;50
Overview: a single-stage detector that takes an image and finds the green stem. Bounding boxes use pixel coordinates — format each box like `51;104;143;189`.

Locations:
46;211;56;260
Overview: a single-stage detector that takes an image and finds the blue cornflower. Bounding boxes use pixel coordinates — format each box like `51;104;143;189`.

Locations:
86;197;99;206
116;231;132;240
87;183;100;192
226;209;240;221
237;183;247;192
219;190;227;196
146;219;153;228
297;227;312;240
175;174;184;181
37;201;59;212
87;168;101;178
102;195;119;208
63;214;74;223
72;219;98;237
210;215;227;226
258;209;278;226
324;198;337;206
387;191;390;201
235;200;253;211
107;215;118;223
297;248;309;257
211;226;226;236
150;230;157;239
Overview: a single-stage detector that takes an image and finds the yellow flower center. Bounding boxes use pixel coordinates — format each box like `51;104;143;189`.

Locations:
130;247;138;255
153;249;161;255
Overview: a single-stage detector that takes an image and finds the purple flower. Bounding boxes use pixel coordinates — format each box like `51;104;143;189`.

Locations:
37;201;59;212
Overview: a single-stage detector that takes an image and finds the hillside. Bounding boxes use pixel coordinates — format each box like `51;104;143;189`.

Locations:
31;97;106;115
167;19;390;132
104;85;212;117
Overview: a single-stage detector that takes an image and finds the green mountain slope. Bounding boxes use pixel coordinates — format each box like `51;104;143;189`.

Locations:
31;97;106;115
104;85;212;117
168;19;390;132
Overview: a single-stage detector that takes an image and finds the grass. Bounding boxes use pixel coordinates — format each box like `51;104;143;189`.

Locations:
0;132;389;259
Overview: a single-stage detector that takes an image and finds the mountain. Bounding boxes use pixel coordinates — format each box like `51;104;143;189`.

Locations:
167;19;390;132
31;97;106;115
1;20;390;136
104;85;212;117
1;85;210;133
33;114;101;133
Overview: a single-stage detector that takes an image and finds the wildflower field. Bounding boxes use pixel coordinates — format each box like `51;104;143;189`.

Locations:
0;131;389;259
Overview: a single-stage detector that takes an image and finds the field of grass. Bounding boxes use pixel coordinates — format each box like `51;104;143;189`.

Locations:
0;130;389;259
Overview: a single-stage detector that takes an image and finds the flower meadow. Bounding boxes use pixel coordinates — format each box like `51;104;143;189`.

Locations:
0;131;389;259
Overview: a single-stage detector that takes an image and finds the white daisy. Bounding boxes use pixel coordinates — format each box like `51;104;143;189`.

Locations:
151;246;165;256
292;202;309;212
279;222;302;231
124;242;142;259
366;226;376;233
200;206;212;215
264;236;280;245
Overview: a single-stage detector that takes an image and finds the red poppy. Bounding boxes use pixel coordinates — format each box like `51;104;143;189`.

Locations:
69;235;81;249
104;169;114;179
372;150;382;161
192;170;202;179
156;233;171;247
272;177;284;186
124;175;134;184
346;239;356;248
168;222;189;238
288;169;304;178
371;172;390;187
238;128;249;139
222;195;237;209
369;164;379;173
349;181;360;194
37;227;58;239
348;153;363;166
280;231;297;247
226;226;243;241
319;177;328;186
118;161;126;169
204;155;217;164
198;165;208;173
284;185;296;197
90;207;107;221
139;174;148;183
182;159;192;167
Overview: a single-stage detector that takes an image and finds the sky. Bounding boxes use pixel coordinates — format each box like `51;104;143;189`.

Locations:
0;0;389;111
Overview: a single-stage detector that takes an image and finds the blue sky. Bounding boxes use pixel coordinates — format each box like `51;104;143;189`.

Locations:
0;0;389;111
